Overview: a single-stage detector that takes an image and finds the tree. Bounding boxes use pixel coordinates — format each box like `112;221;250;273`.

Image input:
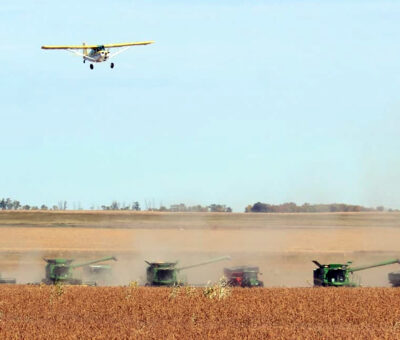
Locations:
58;201;67;210
40;204;48;210
12;200;21;210
5;198;13;210
209;204;230;212
250;202;271;213
110;201;120;210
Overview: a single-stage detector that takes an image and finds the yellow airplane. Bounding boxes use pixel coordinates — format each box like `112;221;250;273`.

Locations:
41;41;154;69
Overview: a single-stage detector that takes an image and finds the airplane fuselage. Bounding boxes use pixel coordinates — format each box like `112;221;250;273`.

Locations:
84;45;110;63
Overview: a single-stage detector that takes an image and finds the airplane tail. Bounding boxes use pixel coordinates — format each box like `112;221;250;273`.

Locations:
82;42;88;57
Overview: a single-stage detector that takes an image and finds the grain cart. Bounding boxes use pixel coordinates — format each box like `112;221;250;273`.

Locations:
312;259;400;287
83;264;113;285
0;273;16;284
224;266;264;287
145;255;231;286
42;256;117;285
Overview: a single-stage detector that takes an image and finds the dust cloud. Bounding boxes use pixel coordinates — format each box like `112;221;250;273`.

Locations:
8;251;45;284
1;212;400;287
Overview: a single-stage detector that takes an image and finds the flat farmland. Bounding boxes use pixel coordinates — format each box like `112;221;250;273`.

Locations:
1;211;400;286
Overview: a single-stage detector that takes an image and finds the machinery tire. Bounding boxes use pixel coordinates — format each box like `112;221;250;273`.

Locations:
110;62;114;69
90;64;94;70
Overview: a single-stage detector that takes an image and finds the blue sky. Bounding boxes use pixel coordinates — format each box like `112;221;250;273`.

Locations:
1;1;399;211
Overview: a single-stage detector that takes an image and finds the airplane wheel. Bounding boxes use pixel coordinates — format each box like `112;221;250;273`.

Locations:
110;63;114;69
90;64;94;70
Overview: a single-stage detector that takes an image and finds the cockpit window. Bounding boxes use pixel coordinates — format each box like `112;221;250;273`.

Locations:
93;45;105;52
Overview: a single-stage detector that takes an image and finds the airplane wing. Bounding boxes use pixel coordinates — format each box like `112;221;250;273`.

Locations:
41;41;154;50
42;45;98;50
103;41;155;48
108;46;133;59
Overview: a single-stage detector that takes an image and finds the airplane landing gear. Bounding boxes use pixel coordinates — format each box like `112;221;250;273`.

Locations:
90;64;94;70
110;62;114;69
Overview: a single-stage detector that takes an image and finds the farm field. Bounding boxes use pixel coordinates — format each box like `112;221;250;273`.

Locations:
0;211;400;286
1;285;400;339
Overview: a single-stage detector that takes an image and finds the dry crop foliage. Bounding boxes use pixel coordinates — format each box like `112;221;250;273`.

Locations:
0;286;400;339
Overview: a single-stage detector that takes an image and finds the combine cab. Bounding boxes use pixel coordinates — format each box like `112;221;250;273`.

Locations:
42;256;117;285
145;256;231;286
224;266;263;287
313;259;400;287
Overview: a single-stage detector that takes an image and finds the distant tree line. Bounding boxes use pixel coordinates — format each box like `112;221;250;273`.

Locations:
0;198;68;211
245;202;398;213
126;203;231;212
161;203;232;212
0;198;232;212
101;201;141;211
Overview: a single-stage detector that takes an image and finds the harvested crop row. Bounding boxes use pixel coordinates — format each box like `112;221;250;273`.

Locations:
0;286;400;339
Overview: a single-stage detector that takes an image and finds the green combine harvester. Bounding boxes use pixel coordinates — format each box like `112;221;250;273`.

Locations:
145;255;231;286
313;258;400;287
42;256;117;285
